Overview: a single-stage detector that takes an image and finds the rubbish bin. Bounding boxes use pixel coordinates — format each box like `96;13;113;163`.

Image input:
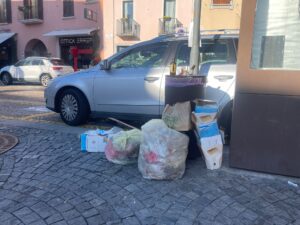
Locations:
165;75;206;105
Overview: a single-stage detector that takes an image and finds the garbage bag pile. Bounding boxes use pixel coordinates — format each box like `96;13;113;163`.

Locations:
80;99;224;180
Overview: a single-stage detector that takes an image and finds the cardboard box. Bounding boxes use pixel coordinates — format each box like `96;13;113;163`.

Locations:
200;135;223;170
193;100;218;126
81;127;123;153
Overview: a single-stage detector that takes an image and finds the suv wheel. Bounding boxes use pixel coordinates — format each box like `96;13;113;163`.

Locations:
1;72;12;85
219;101;233;144
59;89;89;126
40;74;51;87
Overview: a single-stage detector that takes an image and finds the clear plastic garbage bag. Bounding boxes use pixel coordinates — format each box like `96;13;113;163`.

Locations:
105;129;141;165
138;119;189;180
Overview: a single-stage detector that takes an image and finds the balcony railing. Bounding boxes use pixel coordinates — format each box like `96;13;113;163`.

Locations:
18;4;43;24
117;18;140;39
159;17;183;35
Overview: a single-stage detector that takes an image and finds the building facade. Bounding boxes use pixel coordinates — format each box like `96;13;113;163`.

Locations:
100;0;242;58
0;0;101;69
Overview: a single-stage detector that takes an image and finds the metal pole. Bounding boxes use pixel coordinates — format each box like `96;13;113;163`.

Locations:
190;0;201;76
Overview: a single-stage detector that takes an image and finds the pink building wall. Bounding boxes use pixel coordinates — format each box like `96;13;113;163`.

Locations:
101;0;242;59
0;0;101;60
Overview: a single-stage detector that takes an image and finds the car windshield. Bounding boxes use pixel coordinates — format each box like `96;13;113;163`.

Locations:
15;60;25;67
50;59;67;66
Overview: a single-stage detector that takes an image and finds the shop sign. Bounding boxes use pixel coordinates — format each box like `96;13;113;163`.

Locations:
59;37;93;46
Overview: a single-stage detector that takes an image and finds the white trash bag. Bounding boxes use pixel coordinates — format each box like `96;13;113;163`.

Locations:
138;119;189;180
105;129;141;165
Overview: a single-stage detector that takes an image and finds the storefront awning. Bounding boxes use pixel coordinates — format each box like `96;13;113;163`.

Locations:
43;28;98;37
0;32;15;45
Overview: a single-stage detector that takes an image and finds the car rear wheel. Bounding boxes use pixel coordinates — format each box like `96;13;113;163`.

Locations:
59;89;89;126
40;74;51;87
1;72;12;85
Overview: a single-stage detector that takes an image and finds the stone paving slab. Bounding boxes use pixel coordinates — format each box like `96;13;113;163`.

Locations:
0;122;300;225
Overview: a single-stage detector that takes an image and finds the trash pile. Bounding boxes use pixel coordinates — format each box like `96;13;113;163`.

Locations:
80;99;224;180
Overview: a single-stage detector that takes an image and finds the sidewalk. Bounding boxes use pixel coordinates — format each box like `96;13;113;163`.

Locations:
0;120;300;225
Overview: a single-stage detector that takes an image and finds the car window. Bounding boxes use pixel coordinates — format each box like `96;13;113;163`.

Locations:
15;60;25;67
175;39;236;67
111;43;168;69
23;60;32;66
31;60;43;66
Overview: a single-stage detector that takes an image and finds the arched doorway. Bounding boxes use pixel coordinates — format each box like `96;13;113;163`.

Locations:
24;39;47;57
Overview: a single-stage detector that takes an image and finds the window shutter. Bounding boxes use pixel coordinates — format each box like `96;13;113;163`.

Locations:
38;0;43;19
6;0;12;23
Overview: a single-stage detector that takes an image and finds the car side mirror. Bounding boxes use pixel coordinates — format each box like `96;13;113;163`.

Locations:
100;60;111;70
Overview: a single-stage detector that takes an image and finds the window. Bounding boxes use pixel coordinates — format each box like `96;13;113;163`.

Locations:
117;45;129;52
31;59;43;66
24;60;33;66
175;39;235;74
84;8;97;22
251;0;300;70
176;40;233;67
164;0;176;18
0;0;12;23
111;43;168;69
15;60;25;67
260;36;285;68
123;0;133;19
86;0;98;3
63;0;74;17
23;0;43;20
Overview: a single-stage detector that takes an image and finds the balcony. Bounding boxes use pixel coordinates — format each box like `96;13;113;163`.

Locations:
159;17;183;35
18;5;43;24
117;18;140;39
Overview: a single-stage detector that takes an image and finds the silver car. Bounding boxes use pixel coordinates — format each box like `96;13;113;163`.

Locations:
0;57;74;87
45;33;238;137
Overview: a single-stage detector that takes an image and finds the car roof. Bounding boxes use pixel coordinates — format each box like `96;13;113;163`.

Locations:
152;32;239;42
25;57;62;60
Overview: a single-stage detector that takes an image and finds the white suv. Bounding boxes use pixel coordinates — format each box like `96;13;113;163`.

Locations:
0;57;74;87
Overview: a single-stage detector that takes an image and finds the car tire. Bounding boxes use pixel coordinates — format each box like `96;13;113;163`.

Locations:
59;89;90;126
40;74;51;87
218;101;233;144
1;72;13;85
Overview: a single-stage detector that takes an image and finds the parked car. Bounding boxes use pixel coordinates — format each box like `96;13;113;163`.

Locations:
0;57;74;87
45;33;238;138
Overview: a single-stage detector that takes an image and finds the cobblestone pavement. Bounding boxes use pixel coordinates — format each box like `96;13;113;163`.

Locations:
1;123;300;225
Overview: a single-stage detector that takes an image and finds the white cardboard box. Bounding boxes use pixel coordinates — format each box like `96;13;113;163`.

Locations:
81;131;107;153
81;127;123;153
200;135;223;170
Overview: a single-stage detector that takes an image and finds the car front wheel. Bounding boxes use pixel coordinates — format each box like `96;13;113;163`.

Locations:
59;89;89;126
1;72;13;85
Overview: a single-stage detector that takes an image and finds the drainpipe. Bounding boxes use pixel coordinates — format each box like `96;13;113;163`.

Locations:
112;0;115;54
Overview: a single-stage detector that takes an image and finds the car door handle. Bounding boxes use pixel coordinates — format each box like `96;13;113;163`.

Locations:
144;77;160;82
214;75;234;82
